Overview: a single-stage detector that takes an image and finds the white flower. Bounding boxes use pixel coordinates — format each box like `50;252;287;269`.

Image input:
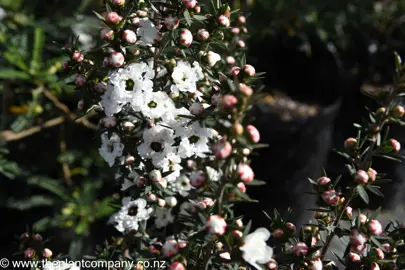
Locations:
172;175;192;196
171;61;204;94
99;132;124;167
207;51;221;67
155;207;174;228
109;197;153;233
137;126;176;168
140;91;176;119
177;122;214;158
136;18;160;45
239;228;273;270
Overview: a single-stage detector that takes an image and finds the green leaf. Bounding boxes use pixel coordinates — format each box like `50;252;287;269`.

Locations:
240;54;246;67
6;196;55;210
245;179;266;186
370;236;385;250
366;185;384;197
93;11;106;21
356;185;369;204
394;51;402;72
333;175;342;187
30;27;45;74
193;15;207;21
0;69;30;80
28;176;69;201
183;10;192;27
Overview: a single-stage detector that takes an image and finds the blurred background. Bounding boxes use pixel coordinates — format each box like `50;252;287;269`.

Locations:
1;0;405;261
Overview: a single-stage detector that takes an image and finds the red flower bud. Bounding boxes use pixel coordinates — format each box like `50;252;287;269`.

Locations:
293;242;308;256
317;176;331;186
344;137;357;149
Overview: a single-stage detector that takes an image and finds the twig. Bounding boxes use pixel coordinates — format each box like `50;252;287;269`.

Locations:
59;124;72;186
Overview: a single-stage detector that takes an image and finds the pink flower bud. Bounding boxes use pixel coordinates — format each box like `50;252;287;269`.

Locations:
359;214;368;224
136;10;147;18
345;206;353;217
246;125;260;143
148;193;157;201
106;12;122;24
112;0;125;6
109;52;125;67
293;242;308;256
231;27;240;35
242;148;251;156
20;232;29;239
122;121;135;132
205;215;227;235
354;170;369;184
101;28;114;40
62;60;69;69
72;51;84;62
317;176;331;186
94;82;106;93
391;105;405;118
179;29;193;47
207;51;221;67
168;262;185;270
272;228;284;239
368;219;383;235
219;252;231;260
231;66;241;76
157;198;166;207
350;229;368;246
122;29;137;44
371;263;380;270
267;259;278;270
226;56;236;65
149;170;162;182
24;248;35;259
375;248;384;259
125;155;135;165
286;222;296;232
243;64;256;76
218;15;230;27
183;0;197;9
77;99;85;110
74;74;86;86
102;116;117;128
238;16;246;24
237;164;254;183
232;230;243;238
194;5;201;13
239;83;253;96
368;168;377;182
237;40;246;48
222;94;238;108
344;137;357;148
103;57;111;67
382;243;391;253
308;258;323;270
321;189;340;205
190;102;204;115
212;138;232;159
197;29;210;41
164;14;179;30
162;239;179;257
389;139;401;152
212;93;222;106
156;178;167;189
43;248;53;258
237;182;246;193
190;170;206;188
348;252;361;262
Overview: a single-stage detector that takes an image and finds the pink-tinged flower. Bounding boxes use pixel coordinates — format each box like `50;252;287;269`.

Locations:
321;189;340;205
190;170;206;188
389;139;401;152
197;29;210;41
112;0;125;6
382;243;391;253
222;94;238;108
179;29;193;47
207;51;221;67
122;29;137;44
189;102;204;115
238;16;246;24
148;193;157;201
20;232;29;239
348;252;361;262
232;230;243;238
226;56;236;65
239;83;253;96
350;229;368;246
195;5;201;13
77;99;85;110
243;64;256;76
237;164;254;183
74;74;86;86
106;12;122;24
109;52;125;67
286;222;296;232
131;16;140;25
62;60;69;69
272;229;284;239
308;258;323;270
368;168;377;182
162;239;179;257
24;248;35;258
205;215;227;235
317;176;331;186
391;105;405;118
345;206;353;217
354;170;369;184
212;93;222;106
203;197;215;207
94;82;106;93
212;139;232;159
237;182;246;193
368;220;383;235
164;14;179;30
42;248;53;258
101;28;114;40
168;262;185;270
72;51;84;62
218;15;230;27
178;240;187;248
157;198;166;207
267;259;278;270
102;116;117;128
231;66;241;76
231;27;240;35
183;0;197;8
371;263;380;270
219;252;231;260
359;213;368;224
246;125;260;143
344;137;357;148
238;40;246;48
293;242;308;256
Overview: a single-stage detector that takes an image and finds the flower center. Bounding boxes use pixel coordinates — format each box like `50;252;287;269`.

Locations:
148;101;157;108
126;79;135;91
151;142;163;152
189;135;200;144
127;205;138;216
